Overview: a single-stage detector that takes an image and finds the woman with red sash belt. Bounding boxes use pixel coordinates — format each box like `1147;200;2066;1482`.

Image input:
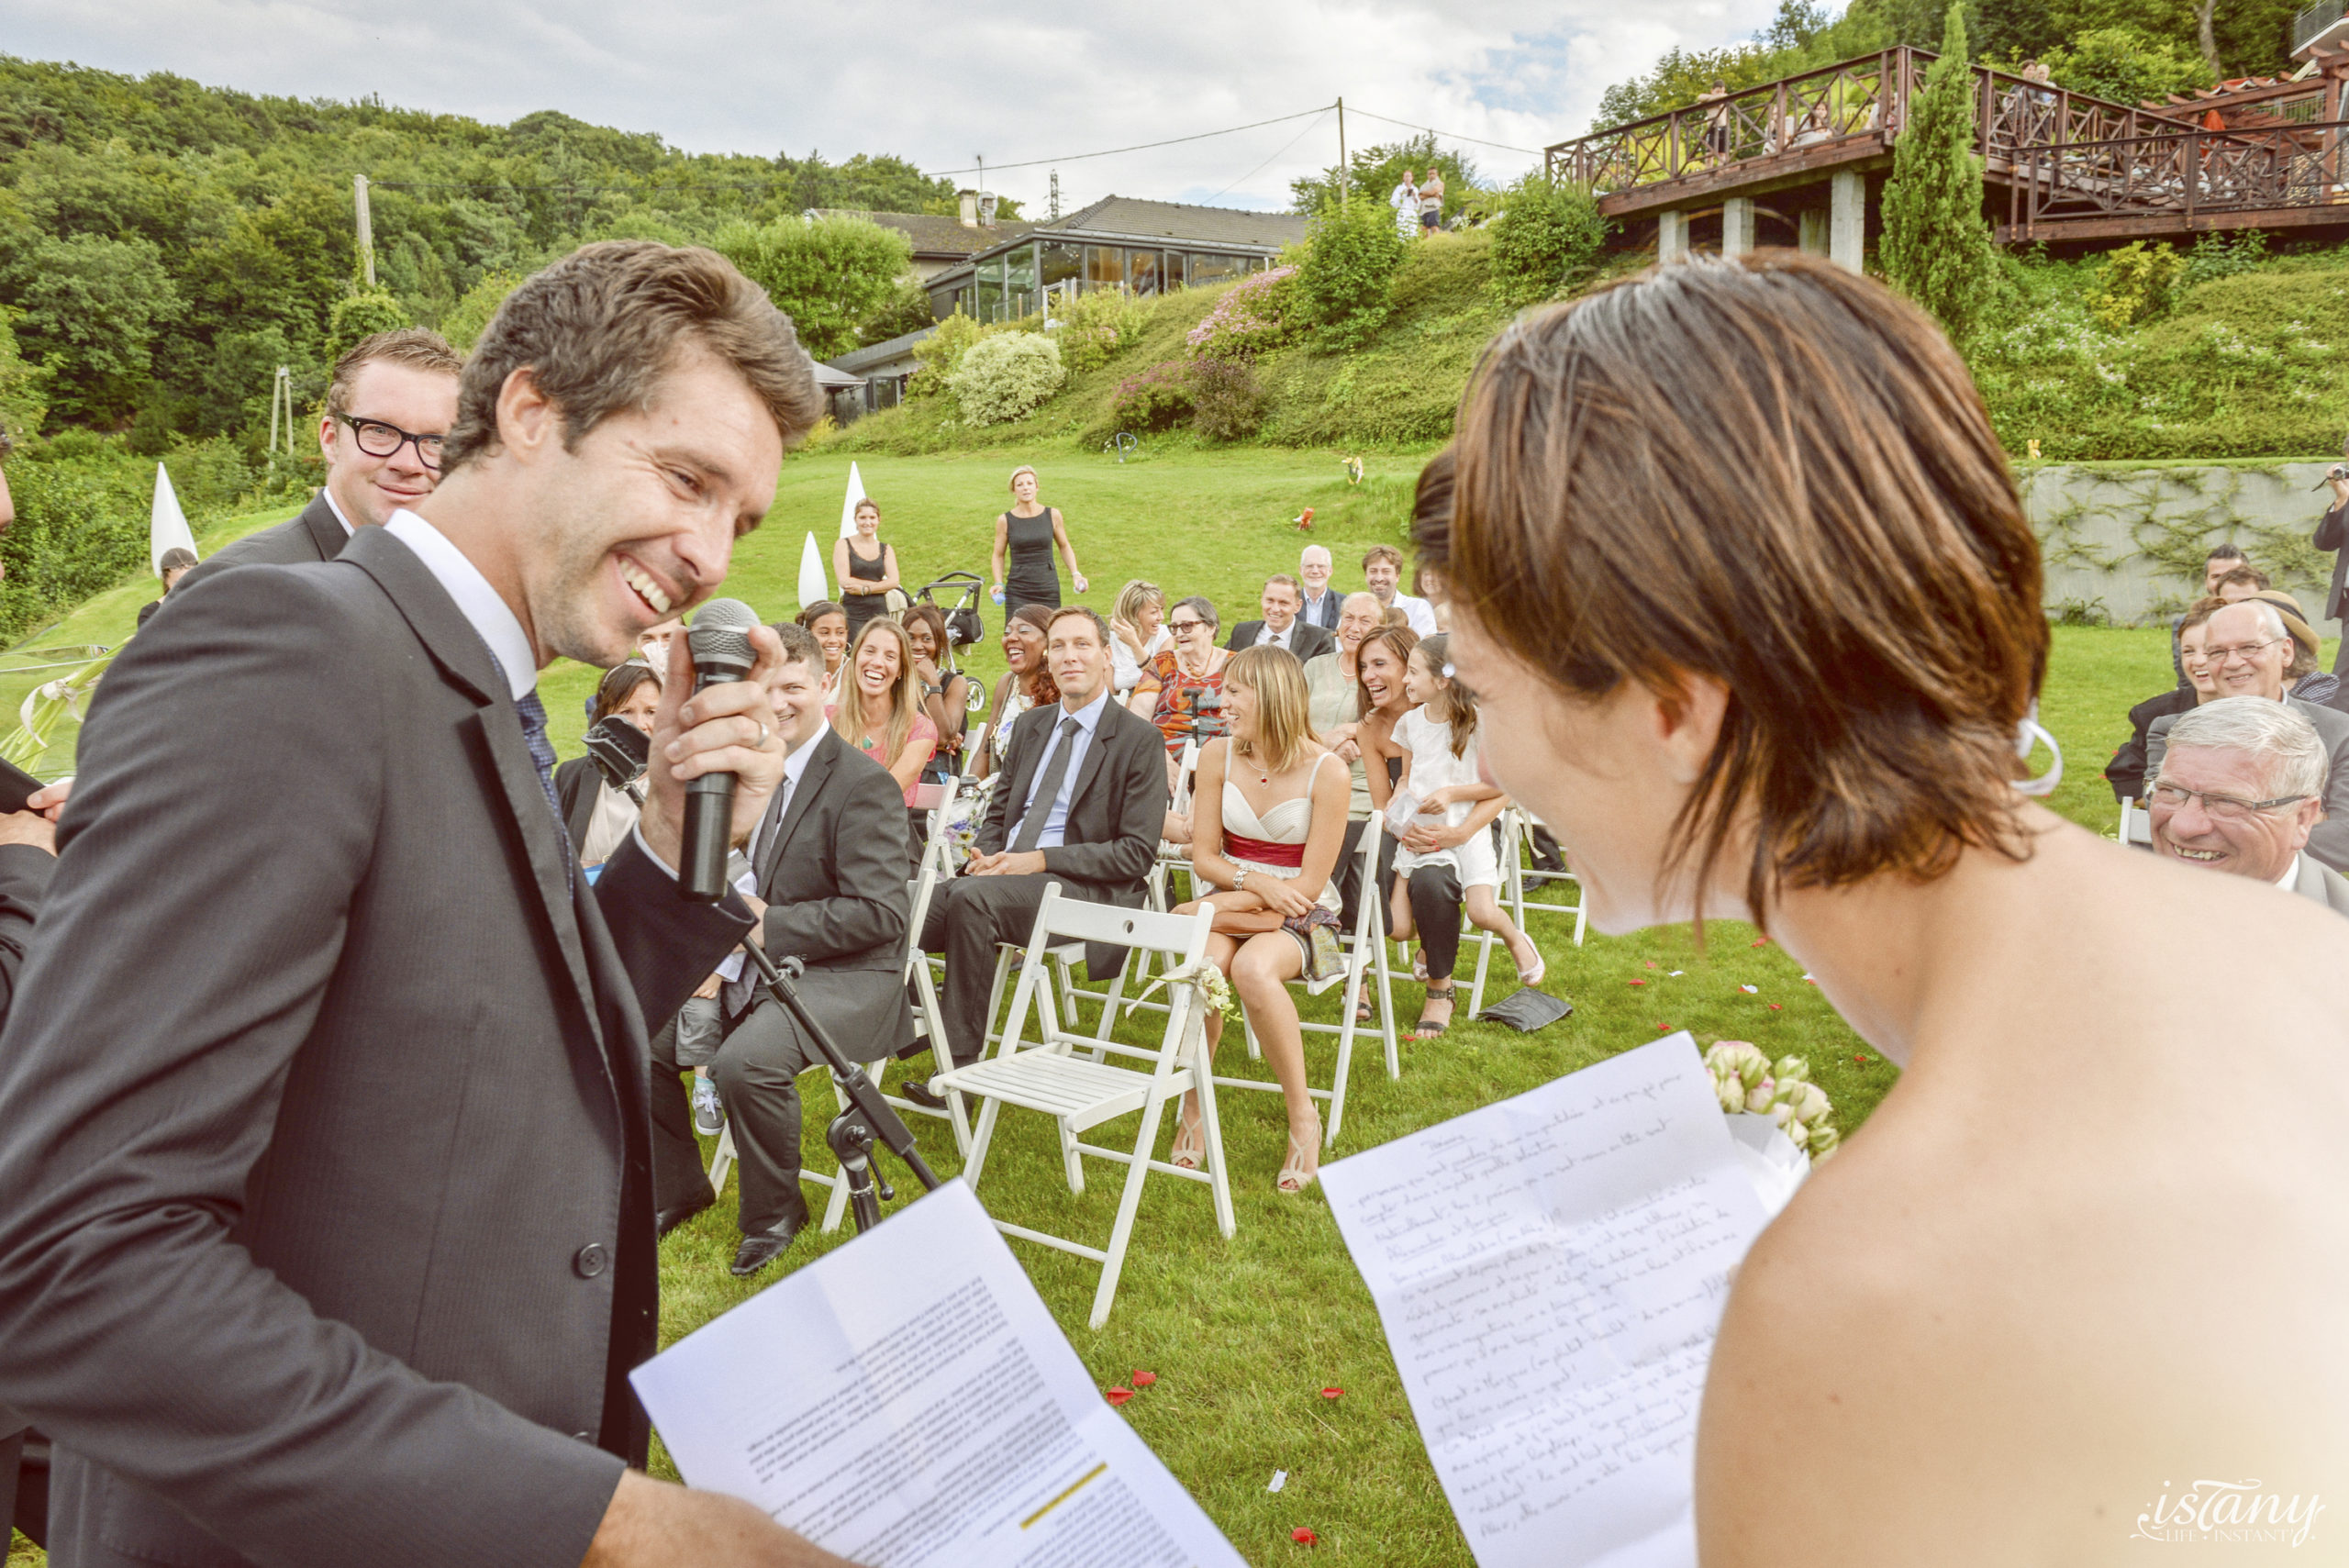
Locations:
1170;646;1350;1195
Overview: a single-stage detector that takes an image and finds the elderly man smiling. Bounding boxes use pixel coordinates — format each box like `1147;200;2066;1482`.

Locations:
2149;697;2349;913
2146;597;2349;872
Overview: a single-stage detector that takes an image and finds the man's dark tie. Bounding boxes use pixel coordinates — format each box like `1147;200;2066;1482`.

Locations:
515;687;575;889
1010;717;1082;853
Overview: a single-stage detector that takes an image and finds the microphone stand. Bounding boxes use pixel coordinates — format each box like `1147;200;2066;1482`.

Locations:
734;940;942;1233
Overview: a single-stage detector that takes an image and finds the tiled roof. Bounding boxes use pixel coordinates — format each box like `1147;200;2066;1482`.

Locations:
814;209;1040;258
829;327;935;375
1046;195;1308;249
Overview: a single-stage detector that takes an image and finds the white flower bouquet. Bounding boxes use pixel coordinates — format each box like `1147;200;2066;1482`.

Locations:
1704;1040;1840;1161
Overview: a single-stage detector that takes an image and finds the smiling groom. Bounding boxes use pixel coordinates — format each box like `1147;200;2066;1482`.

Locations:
0;244;857;1568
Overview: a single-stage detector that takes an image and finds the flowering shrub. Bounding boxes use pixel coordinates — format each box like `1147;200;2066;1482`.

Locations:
1185;266;1297;361
945;331;1066;427
1054;288;1148;375
1109;360;1194;431
906;312;987;402
1189;357;1269;441
1705;1040;1839;1159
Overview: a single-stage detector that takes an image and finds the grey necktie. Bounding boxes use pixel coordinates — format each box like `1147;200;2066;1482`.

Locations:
514;686;573;892
726;772;796;1018
1011;717;1082;853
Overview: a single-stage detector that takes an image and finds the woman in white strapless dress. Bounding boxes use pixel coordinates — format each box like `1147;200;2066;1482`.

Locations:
1171;646;1352;1194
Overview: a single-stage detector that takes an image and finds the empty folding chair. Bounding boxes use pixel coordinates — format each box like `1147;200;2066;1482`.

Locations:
937;885;1231;1329
1216;810;1397;1149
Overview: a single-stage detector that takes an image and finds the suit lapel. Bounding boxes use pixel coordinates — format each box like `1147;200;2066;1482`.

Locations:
340;528;606;1056
761;731;838;887
302;495;349;562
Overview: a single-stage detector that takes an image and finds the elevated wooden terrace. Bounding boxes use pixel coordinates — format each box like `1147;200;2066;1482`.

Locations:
1543;47;2349;250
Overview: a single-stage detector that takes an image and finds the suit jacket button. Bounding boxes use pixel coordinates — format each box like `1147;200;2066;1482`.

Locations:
573;1431;593;1442
574;1242;611;1278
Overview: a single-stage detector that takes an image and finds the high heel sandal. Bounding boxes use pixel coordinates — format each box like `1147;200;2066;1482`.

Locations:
1277;1121;1320;1194
1169;1106;1206;1171
1410;983;1456;1040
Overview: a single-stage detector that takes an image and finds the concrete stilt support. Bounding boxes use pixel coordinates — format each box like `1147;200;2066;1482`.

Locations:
1721;196;1755;257
1830;170;1865;272
1798;208;1829;257
1657;209;1689;264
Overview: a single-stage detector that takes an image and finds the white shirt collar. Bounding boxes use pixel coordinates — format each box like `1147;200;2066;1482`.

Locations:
778;728;822;790
321;486;356;537
2277;855;2302;891
384;509;536;701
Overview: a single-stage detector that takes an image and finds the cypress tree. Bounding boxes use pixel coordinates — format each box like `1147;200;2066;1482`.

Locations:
1879;0;1999;345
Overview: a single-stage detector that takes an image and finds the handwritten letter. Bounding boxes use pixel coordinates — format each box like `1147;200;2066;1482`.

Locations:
1319;1033;1767;1568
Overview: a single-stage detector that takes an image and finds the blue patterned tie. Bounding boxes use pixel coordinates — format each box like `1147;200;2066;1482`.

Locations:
514;687;575;889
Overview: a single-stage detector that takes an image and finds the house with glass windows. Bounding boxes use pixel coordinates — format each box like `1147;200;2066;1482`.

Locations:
923;196;1308;323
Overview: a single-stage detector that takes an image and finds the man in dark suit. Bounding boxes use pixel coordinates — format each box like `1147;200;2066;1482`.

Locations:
0;243;857;1568
2314;445;2349;675
912;606;1167;1085
1297;544;1342;630
0;777;64;1549
175;328;462;595
703;624;911;1275
1226;573;1335;662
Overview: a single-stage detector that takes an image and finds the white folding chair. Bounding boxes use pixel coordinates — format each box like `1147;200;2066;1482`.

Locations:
1503;806;1589;948
939;885;1232;1328
1216;811;1397;1150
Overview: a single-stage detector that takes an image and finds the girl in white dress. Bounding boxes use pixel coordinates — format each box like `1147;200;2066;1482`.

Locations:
1363;634;1543;1038
1170;646;1351;1195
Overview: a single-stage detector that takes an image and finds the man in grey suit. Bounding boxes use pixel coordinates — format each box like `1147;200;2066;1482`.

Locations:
0;244;857;1567
2145;600;2349;873
710;624;912;1276
174;328;462;595
912;606;1167;1085
1226;573;1335;662
2146;695;2349;914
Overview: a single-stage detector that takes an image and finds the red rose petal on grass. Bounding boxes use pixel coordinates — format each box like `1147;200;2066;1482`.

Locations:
1131;1370;1157;1387
1766;1004;1782;1011
1319;1385;1342;1399
1644;960;1656;969
1293;1528;1319;1545
1627;979;1647;986
1854;1054;1871;1065
1751;937;1770;947
1105;1387;1134;1406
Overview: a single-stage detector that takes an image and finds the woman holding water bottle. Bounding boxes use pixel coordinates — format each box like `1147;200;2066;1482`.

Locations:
989;464;1087;613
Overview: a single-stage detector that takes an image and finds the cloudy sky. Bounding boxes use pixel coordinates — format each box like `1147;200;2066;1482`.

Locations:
4;0;1776;212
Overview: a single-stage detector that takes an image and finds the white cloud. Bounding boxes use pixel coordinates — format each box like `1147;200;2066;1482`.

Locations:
0;0;1782;211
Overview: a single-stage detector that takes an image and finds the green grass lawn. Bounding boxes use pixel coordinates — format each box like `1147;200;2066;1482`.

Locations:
7;451;2181;1568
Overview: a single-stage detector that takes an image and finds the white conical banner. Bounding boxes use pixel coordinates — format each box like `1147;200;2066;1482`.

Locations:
838;462;867;540
796;532;829;611
150;464;197;572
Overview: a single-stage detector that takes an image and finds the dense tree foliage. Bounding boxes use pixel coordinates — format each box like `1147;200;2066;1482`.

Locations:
1289;132;1480;226
1881;3;1999;345
1593;0;2291;130
0;55;978;443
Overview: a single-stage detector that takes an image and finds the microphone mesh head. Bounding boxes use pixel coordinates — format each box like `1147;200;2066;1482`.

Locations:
687;597;760;669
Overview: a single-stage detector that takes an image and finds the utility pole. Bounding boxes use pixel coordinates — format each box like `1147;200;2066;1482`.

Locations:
352;173;375;287
267;366;295;457
1050;170;1061;220
1337;97;1348;205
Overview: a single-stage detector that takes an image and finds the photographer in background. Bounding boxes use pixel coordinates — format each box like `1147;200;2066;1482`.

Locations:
554;662;662;872
2310;434;2349;674
135;548;199;630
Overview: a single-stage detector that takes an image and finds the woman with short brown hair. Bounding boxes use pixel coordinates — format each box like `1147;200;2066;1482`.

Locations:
1428;253;2349;1557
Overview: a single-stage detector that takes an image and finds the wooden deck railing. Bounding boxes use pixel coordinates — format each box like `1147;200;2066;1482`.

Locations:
1546;48;2173;195
2008;120;2349;228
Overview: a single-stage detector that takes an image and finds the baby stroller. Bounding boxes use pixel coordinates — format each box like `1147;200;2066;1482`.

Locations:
914;572;986;674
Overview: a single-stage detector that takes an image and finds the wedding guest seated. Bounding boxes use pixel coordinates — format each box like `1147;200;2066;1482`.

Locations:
2212;563;2271;601
2247;589;2343;708
1227;574;1336;661
1130;595;1233;766
707;624;912;1275
2107;598;2220;802
832;618;935;805
908;607;1167;1103
796;599;850;703
2147;697;2349;914
901;603;974;782
2168;545;2246;681
1167;645;1352;1195
1108;579;1172;697
1306;592;1394;932
973;604;1056;781
554;662;662;869
2145;597;2349;872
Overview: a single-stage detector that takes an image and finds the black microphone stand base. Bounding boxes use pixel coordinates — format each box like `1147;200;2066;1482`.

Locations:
735;940;943;1234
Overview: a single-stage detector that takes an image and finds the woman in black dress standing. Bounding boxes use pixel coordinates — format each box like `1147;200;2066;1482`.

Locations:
989;463;1087;613
832;496;899;639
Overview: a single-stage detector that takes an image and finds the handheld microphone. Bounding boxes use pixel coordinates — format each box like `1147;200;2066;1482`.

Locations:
679;598;761;901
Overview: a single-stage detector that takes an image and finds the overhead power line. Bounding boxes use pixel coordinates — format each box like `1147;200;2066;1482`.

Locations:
1344;107;1540;155
1209;108;1335;201
921;106;1334;177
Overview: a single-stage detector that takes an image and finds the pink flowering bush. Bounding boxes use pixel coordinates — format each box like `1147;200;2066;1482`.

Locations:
1183;266;1298;361
1109;360;1195;431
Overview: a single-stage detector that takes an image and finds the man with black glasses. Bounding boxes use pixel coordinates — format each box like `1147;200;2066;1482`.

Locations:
177;328;462;594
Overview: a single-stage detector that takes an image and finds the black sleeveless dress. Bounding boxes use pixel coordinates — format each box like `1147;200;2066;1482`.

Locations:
1003;508;1061;613
842;540;889;637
